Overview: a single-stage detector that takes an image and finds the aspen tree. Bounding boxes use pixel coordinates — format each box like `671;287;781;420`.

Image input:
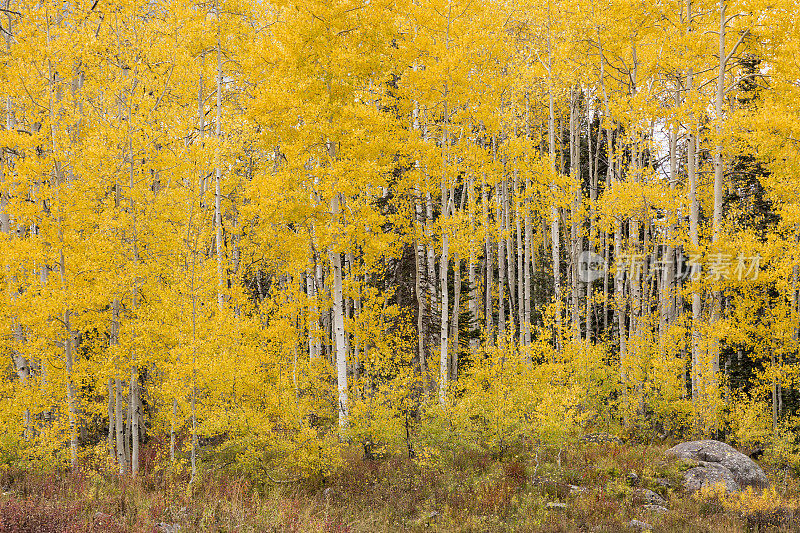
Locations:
546;0;561;351
439;112;450;404
495;146;507;342
515;168;524;346
569;87;580;342
708;0;750;380
412;68;428;387
467;172;479;351
484;170;494;345
215;0;225;312
523;95;532;348
330;194;349;426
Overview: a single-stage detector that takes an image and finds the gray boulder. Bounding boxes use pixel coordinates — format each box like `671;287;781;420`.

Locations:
666;440;769;493
632;487;666;506
682;462;741;493
628;519;653;531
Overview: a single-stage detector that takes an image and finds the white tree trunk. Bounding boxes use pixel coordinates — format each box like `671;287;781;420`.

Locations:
468;175;478;351
215;19;225;312
108;378;115;456
523;96;532;348
64;309;77;468
483;176;494;345
116;378;125;473
661;89;679;351
109;299;120;462
504;179;517;337
307;267;319;358
686;59;702;407
439;231;450;403
549;81;561;351
515;173;524;346
426;191;437;322
413;194;428;383
570;88;581;342
130;368;139;477
496;181;506;341
330;195;348;427
450;253;461;381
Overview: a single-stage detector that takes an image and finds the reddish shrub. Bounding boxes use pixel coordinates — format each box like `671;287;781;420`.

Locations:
0;498;85;533
503;460;527;485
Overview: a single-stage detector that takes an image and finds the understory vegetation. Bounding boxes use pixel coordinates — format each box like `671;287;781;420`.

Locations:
2;437;800;532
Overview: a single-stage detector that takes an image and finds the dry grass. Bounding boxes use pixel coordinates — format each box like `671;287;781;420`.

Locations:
1;439;798;532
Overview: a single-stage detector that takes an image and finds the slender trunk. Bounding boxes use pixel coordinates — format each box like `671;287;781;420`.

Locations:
108;378;115;457
115;377;125;473
587;102;599;340
615;220;627;364
412;73;429;379
598;30;622;360
468;175;478;351
190;246;198;482
316;255;327;360
439;87;450;402
353;278;362;390
128;69;141;475
603;231;609;336
215;14;225;311
628;50;641;367
130;367;139;477
439;231;450;403
772;349;778;435
504;179;517;337
515;172;524;346
687;62;702;408
109;298;120;461
414;185;428;385
547;18;561;351
451;254;461;381
449;178;467;379
426;191;437;327
171;399;177;463
524;97;532;348
47;15;78;467
712;0;727;245
64;310;77;468
330;195;348;427
710;0;739;380
344;262;353;366
570;87;581;342
524;190;532;349
483;174;494;345
496;180;506;342
307;266;320;359
661;89;679;352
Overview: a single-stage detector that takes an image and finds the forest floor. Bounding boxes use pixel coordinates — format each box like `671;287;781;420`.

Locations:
1;438;799;532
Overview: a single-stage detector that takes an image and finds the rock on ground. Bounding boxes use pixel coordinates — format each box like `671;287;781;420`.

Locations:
546;502;568;510
682;461;741;493
628;518;653;531
632;488;666;507
666;439;769;493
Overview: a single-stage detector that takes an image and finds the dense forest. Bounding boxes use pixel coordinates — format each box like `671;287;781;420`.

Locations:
2;0;800;500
